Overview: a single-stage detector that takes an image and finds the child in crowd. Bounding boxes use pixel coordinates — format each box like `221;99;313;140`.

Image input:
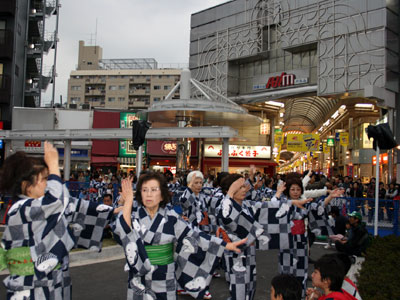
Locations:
270;274;302;300
306;254;358;300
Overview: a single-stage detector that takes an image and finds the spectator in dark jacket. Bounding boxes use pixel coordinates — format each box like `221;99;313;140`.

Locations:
335;211;369;256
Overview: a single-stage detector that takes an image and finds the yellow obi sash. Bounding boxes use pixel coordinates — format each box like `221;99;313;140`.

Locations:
144;243;174;266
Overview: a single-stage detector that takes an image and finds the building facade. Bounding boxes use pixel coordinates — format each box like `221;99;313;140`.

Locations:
67;41;181;110
0;0;59;128
190;0;399;182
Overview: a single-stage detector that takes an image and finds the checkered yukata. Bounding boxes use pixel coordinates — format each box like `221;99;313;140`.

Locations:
216;195;293;300
112;205;227;300
1;174;114;300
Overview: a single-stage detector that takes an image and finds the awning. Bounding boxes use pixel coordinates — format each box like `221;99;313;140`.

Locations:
91;156;118;166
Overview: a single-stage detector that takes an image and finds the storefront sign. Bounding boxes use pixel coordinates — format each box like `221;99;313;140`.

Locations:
372;153;388;165
253;69;309;91
161;141;177;154
327;138;335;147
339;132;349;146
25;140;42;148
287;134;303;152
204;144;271;159
119;112;146;157
260;122;270;135
58;148;89;158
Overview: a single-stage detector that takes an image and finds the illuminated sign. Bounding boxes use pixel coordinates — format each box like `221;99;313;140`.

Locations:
260;122;270;135
372;153;388;165
204;144;271;159
119;112;146;157
327;138;335;147
161;141;177;154
25;140;42;148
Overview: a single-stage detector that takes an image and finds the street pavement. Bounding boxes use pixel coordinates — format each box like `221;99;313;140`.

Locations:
0;244;334;300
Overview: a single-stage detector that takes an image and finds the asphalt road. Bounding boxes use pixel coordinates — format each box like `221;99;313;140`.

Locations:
0;244;334;300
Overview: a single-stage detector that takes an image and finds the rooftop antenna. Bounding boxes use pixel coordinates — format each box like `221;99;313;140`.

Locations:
94;18;98;53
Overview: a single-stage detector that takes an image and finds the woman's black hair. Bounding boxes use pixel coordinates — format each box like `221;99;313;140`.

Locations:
135;172;170;208
0;151;47;198
314;254;346;291
283;173;304;198
220;173;243;195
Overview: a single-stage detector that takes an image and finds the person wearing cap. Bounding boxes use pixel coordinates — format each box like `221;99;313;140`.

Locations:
335;211;369;256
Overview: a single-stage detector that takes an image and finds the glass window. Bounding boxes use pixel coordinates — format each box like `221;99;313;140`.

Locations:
70;97;80;103
108;97;115;102
153;85;161;90
118;97;125;101
71;85;81;91
164;85;171;90
109;85;117;90
119;85;125;90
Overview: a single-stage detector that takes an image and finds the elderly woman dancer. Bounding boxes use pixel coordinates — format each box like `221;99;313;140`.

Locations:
0;142;113;300
113;172;246;300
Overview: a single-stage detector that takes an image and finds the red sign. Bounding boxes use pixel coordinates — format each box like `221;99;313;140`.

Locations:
372;153;388;165
266;72;295;89
25;140;42;147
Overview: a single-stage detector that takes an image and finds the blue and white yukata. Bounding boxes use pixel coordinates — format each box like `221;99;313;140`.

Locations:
272;192;333;294
0;174;114;300
217;195;293;300
112;205;227;300
179;187;213;234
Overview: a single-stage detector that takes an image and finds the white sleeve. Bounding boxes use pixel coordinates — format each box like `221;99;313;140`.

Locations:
304;187;327;199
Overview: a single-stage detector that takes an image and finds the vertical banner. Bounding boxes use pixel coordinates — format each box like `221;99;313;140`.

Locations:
339;132;349;146
323;143;330;154
274;132;284;146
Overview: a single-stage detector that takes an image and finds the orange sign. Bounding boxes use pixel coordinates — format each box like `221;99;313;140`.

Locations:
372;153;388;165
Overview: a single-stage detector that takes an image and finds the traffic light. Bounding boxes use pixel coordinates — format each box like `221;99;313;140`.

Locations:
132;120;151;150
366;123;397;150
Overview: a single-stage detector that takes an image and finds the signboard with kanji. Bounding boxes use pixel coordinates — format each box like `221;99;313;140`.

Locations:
204;144;271;159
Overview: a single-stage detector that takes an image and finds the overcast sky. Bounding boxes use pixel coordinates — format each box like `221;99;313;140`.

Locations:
42;0;228;106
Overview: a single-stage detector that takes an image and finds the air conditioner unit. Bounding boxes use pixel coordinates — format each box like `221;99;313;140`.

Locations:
69;103;77;109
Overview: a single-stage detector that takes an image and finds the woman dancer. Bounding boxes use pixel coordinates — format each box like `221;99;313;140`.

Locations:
0;142;113;299
113;172;246;300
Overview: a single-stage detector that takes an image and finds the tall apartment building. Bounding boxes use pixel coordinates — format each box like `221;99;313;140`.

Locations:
67;41;181;110
0;0;59;127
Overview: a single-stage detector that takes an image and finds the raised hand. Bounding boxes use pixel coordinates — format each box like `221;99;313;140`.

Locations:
225;238;248;253
44;141;60;176
227;177;245;199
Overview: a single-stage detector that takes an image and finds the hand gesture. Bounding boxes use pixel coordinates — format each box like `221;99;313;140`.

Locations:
227;178;245;199
225;238;248;253
330;188;344;198
277;182;286;193
44;141;60;176
121;178;134;204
